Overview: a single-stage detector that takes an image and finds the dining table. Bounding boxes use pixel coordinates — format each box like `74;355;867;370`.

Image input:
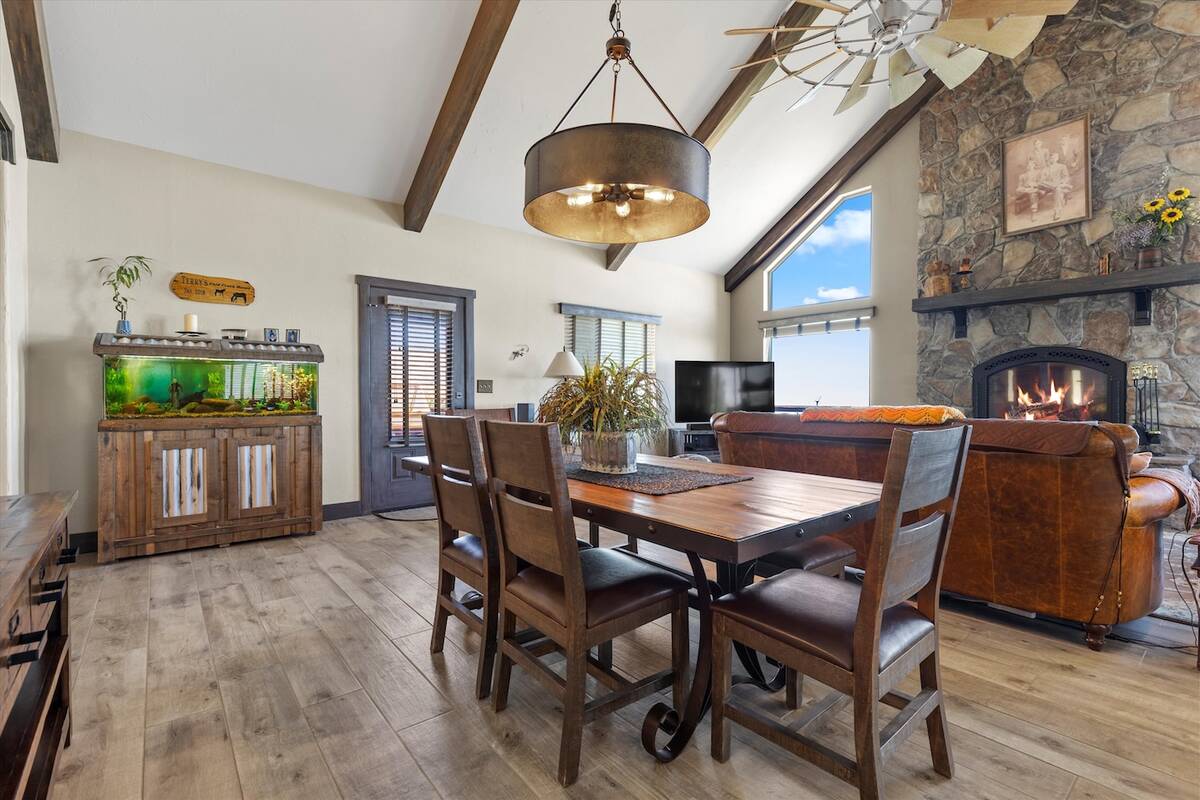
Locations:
399;452;882;762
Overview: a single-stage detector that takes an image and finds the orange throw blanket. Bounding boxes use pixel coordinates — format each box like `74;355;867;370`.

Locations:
799;405;966;425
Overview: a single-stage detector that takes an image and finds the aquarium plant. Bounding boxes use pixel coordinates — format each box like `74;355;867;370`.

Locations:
92;255;153;335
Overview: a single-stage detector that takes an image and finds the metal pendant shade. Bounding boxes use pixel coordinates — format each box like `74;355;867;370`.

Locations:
523;1;710;245
524;123;710;244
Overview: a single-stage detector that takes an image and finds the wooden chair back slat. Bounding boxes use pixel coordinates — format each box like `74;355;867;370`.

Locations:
424;414;495;554
880;512;945;609
896;427;965;513
856;425;971;663
495;493;565;573
480;421;585;608
449;407;516;422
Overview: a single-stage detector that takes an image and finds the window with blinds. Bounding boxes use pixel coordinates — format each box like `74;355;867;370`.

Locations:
564;314;657;373
386;296;455;445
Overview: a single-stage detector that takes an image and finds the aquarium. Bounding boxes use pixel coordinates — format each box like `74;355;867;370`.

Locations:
102;355;319;418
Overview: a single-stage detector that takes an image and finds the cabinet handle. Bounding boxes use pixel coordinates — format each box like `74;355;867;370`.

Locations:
38;564;46;583
57;546;79;565
7;629;48;666
7;609;18;636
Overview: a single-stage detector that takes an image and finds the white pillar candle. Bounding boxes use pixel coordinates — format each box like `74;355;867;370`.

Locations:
184;313;199;332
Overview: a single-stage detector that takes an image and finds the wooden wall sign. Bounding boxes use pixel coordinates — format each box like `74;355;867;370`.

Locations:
170;272;255;305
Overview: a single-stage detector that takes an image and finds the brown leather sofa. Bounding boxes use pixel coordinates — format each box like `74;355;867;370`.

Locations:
712;412;1187;649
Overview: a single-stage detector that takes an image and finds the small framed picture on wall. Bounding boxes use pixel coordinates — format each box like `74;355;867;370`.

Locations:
1001;114;1092;236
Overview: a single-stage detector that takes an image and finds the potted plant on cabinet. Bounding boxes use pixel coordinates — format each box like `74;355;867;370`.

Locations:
537;356;668;474
1116;185;1195;270
92;255;152;335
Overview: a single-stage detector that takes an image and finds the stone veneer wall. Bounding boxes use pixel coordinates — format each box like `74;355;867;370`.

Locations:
915;0;1200;463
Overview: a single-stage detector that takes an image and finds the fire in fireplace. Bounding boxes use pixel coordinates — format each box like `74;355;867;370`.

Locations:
972;347;1126;423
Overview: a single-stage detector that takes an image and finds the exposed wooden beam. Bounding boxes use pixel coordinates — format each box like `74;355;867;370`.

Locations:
402;0;518;233
604;2;823;271
723;73;943;292
2;0;58;162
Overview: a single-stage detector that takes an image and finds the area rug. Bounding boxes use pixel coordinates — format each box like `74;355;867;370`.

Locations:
564;462;751;496
1152;529;1200;626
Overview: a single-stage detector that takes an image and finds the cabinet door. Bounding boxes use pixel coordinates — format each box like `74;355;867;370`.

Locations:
226;432;291;520
149;437;221;530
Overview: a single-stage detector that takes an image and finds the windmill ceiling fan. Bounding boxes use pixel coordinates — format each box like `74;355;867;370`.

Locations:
727;0;1078;114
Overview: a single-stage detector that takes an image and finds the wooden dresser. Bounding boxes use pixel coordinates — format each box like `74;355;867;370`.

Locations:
0;491;76;799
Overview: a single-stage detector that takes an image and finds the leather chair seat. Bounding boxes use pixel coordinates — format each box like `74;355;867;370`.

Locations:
758;536;857;572
713;570;933;671
507;547;690;629
443;534;485;574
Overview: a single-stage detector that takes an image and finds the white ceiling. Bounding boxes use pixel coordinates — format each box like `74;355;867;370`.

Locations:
44;0;894;275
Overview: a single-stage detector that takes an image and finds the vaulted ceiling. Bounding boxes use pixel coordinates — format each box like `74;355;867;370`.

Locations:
43;0;895;275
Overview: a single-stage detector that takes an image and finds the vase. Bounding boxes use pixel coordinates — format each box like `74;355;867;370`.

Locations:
579;431;638;475
115;319;132;335
1136;246;1162;270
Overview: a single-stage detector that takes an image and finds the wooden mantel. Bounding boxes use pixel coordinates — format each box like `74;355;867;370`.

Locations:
912;262;1200;337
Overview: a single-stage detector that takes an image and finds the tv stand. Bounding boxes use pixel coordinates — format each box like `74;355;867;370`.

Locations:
668;425;720;461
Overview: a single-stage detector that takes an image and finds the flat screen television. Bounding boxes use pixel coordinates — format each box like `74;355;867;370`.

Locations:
674;361;775;423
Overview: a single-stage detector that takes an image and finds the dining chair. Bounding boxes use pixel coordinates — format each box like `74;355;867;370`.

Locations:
425;413;502;699
480;420;691;786
711;424;972;800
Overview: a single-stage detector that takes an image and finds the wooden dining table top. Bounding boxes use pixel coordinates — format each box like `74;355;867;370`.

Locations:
400;453;881;564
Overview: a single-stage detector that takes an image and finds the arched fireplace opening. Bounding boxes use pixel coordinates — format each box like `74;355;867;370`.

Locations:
971;347;1126;423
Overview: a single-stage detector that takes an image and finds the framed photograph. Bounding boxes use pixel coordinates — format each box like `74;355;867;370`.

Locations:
1001;114;1091;236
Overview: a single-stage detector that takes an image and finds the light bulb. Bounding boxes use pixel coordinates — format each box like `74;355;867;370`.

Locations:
566;193;594;208
582;183;605;192
614;200;630;218
643;187;675;203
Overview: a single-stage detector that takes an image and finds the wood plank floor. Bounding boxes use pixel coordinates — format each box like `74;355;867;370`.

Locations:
52;516;1200;799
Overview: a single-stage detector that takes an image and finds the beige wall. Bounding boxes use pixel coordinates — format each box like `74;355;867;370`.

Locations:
730;119;919;405
27;131;728;531
0;11;29;495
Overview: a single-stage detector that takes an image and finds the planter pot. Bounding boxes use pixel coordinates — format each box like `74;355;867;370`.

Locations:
579;431;638;475
1136;247;1162;270
115;319;132;336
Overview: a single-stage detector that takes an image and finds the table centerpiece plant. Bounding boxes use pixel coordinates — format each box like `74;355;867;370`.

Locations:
537;356;668;475
1115;181;1195;270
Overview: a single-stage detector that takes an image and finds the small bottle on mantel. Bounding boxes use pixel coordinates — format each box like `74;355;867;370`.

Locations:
955;258;973;291
1098;253;1112;275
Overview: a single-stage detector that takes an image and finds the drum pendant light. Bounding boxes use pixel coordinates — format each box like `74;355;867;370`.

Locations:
524;0;710;245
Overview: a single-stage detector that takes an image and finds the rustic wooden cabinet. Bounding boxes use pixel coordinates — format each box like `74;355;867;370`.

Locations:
0;491;76;798
97;417;322;562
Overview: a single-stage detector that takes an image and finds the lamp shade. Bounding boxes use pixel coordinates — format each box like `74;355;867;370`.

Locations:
524;123;710;244
545;349;585;378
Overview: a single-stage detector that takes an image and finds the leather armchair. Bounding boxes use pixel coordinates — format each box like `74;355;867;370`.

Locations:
713;412;1187;649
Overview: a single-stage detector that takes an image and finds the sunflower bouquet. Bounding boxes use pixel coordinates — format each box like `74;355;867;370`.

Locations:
1116;184;1197;250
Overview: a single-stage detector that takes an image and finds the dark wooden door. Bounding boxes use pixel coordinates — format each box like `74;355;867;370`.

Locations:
358;277;474;513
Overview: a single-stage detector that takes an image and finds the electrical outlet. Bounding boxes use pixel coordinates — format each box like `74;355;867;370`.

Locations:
477;379;494;394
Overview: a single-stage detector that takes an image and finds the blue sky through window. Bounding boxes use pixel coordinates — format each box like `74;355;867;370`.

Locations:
769;192;871;310
768;192;872;407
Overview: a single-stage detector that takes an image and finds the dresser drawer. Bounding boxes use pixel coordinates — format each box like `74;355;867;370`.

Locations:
1;590;32;713
29;544;64;634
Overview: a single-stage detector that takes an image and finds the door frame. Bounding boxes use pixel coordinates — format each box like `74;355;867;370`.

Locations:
356;275;475;514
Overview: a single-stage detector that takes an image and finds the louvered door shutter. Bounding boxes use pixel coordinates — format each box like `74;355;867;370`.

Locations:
386;297;455;445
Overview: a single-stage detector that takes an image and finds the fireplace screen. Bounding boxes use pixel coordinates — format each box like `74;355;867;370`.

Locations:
973;347;1126;423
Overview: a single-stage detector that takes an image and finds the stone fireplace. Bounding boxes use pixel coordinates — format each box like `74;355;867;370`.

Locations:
914;2;1199;469
972;346;1126;423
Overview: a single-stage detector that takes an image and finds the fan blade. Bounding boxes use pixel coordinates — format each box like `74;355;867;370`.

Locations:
947;0;1076;19
913;35;988;89
793;0;852;13
752;50;838;96
834;57;877;115
787;55;854;112
888;50;927;107
725;25;834;35
934;15;1045;58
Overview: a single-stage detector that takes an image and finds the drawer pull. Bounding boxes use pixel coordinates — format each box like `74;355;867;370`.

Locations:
38;564;46;583
7;609;18;636
7;629;47;666
57;546;79;565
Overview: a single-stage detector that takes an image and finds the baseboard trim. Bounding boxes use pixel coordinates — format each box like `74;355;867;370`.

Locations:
323;501;363;521
70;531;98;555
70;501;365;555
